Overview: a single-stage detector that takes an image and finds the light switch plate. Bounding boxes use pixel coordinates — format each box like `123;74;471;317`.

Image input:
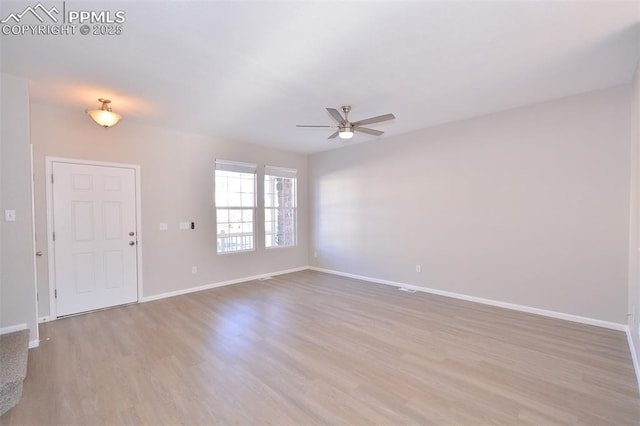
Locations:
4;210;16;222
159;223;168;231
179;222;189;230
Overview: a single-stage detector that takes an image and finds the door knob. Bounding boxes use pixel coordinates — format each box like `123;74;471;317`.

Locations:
129;231;135;237
129;241;135;246
35;251;43;257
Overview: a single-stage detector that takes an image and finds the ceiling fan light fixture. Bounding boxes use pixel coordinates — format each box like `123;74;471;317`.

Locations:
338;126;354;139
296;105;395;140
87;98;122;128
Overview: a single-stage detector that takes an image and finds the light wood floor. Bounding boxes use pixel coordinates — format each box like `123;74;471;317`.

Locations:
2;270;639;425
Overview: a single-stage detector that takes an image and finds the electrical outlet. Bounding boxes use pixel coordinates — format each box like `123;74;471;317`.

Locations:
179;222;189;230
159;223;168;230
191;266;197;274
416;264;421;273
314;251;318;258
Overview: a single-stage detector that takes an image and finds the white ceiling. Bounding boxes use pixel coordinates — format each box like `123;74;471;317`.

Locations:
1;1;639;153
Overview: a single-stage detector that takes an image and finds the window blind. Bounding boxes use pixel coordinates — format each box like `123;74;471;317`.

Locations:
215;159;257;174
264;165;297;178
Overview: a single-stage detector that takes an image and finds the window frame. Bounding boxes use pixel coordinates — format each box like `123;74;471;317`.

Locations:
264;165;297;249
214;159;257;254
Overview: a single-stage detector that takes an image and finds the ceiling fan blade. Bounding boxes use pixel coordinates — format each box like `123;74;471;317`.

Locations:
354;126;384;136
326;108;345;124
328;130;339;139
352;113;395;126
296;125;333;128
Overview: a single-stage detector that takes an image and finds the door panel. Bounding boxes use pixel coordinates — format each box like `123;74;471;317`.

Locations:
53;162;138;316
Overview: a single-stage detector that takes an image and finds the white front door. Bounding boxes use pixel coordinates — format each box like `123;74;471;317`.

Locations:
52;162;139;316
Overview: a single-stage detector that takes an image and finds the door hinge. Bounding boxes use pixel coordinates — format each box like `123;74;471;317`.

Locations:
52;232;55;241
51;174;54;184
54;289;57;298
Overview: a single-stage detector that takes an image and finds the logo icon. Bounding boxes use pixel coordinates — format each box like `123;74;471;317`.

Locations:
1;2;59;24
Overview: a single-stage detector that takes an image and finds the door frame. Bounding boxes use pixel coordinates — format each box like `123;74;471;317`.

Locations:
30;145;39;343
45;157;144;318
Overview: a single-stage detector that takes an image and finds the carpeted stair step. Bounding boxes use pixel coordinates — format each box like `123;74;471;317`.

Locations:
0;330;29;416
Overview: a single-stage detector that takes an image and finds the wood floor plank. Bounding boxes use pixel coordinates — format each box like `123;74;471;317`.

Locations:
1;270;639;425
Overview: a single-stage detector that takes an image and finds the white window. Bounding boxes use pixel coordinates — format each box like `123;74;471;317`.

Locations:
264;165;297;248
215;159;257;254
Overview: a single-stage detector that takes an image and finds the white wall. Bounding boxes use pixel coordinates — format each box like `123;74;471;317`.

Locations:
30;102;308;318
0;73;38;343
310;86;631;324
628;59;640;371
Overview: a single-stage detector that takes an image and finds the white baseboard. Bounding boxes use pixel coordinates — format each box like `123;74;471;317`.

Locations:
309;267;627;332
0;323;27;335
140;266;310;303
0;324;39;348
625;326;640;392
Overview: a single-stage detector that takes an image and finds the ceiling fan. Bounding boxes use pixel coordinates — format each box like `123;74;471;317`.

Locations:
297;105;396;140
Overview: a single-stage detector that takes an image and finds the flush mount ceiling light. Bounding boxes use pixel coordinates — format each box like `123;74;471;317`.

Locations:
86;98;122;128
